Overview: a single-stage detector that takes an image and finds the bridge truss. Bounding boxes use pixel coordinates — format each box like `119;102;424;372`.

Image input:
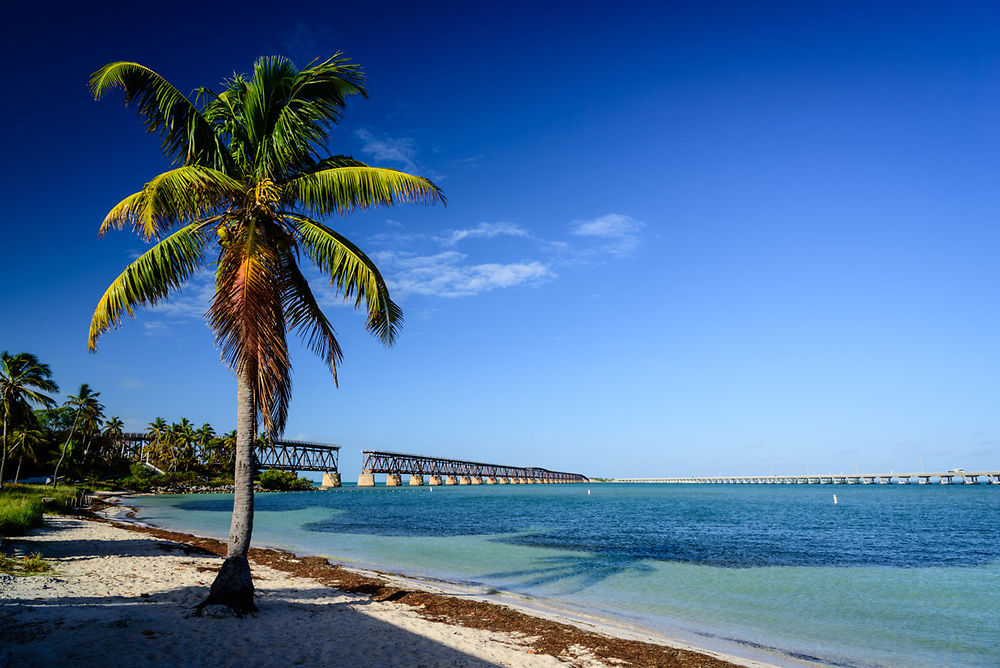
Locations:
361;450;587;482
120;433;340;472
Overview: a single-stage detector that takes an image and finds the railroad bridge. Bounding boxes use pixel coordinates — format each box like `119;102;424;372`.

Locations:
359;450;589;486
120;433;343;487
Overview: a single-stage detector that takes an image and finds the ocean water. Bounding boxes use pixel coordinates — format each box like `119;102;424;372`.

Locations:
128;484;999;667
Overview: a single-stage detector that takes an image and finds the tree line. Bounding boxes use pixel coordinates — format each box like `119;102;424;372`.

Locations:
1;350;238;487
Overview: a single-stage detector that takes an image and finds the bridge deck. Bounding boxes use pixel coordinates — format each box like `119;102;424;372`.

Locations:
616;471;1000;484
362;450;587;482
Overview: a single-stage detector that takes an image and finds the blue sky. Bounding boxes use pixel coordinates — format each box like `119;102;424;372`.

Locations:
3;1;1000;478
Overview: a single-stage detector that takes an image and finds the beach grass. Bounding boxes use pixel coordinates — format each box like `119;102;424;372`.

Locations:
0;551;52;575
0;483;79;536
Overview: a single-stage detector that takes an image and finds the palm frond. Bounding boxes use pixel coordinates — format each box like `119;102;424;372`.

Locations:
209;223;291;432
90;62;232;171
89;221;211;350
284;166;445;217
100;166;242;240
271;55;367;167
289;215;402;345
243;56;299;174
277;248;343;385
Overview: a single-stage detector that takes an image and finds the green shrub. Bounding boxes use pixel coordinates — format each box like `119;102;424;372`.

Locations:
159;471;198;486
259;469;314;491
129;462;154;479
117;476;153;492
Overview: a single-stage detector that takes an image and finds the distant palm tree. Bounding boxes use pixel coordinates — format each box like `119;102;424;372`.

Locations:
10;425;46;484
79;394;106;460
1;352;58;489
217;430;237;469
89;54;443;613
103;416;125;458
52;384;103;487
196;423;216;466
169;418;196;472
146;417;168;466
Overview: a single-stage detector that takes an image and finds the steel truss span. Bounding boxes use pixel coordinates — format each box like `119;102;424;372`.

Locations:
361;450;588;482
119;433;340;472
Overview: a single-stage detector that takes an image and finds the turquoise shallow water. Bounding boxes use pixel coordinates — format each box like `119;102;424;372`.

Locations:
128;484;999;667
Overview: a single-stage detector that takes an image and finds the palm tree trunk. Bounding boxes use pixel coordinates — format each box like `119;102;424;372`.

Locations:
196;366;257;616
53;408;82;488
14;455;22;485
0;410;9;490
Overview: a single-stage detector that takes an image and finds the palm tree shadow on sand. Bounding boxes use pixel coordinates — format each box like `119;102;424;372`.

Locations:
481;552;655;595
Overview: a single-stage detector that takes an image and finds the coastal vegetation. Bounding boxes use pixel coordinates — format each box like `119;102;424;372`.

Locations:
0;551;52;575
88;53;443;614
1;352;59;490
2;350;313;499
259;469;315;491
0;483;79;536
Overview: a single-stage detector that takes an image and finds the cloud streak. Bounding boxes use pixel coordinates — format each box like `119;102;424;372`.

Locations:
442;222;530;245
355;129;419;172
374;251;552;298
570;213;644;257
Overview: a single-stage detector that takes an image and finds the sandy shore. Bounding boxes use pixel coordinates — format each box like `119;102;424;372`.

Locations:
0;513;760;667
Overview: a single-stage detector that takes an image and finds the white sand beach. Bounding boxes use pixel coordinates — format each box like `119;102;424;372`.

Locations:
0;516;590;667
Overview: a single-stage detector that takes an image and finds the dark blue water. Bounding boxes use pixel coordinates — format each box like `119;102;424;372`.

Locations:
136;484;1000;667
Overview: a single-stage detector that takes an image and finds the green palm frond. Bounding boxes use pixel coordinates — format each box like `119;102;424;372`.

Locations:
277;247;344;384
284;166;445;216
271;56;367;167
89;221;211;350
1;352;59;425
100;166;242;240
290;215;402;345
295;154;370;175
201;76;252;166
90;62;233;171
243;56;300;174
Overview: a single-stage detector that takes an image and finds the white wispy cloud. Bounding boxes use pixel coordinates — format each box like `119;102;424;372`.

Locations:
442;222;530;245
570;213;644;257
373;251;552;298
149;270;216;320
355;129;419;172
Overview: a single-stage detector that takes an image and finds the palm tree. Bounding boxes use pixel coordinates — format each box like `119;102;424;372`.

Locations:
1;352;59;489
169;418;196;472
216;429;237;470
79;394;106;460
103;416;125;458
195;423;216;467
10;425;46;484
88;54;443;614
52;384;103;487
146;417;168;467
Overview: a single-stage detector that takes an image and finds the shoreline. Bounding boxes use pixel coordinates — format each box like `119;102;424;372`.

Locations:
0;498;785;667
94;502;766;667
107;495;829;668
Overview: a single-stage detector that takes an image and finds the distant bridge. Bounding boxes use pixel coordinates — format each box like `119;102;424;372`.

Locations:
360;450;589;486
120;433;342;486
616;471;1000;485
